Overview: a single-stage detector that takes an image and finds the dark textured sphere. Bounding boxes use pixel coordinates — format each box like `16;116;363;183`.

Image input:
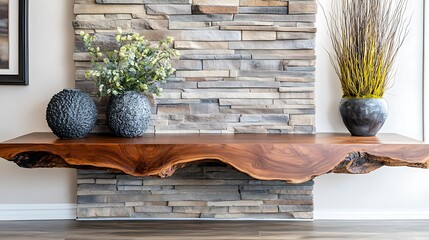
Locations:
46;89;97;139
107;91;151;138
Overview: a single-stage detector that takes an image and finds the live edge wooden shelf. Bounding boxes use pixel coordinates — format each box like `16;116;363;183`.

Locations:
0;133;428;183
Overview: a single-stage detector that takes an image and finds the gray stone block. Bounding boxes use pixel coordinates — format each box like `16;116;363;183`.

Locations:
116;190;152;195
144;179;249;186
239;7;288;14
168;201;208;207
96;179;117;185
189;103;220;114
229;205;278;213
219;99;273;106
234;14;316;22
150;190;180;194
145;4;191;15
185;114;240;123
204;171;252;180
203;60;283;71
132;213;200;218
171;60;203;70
117;179;143;186
77;179;95;184
278;194;313;200
241;193;278;200
125;201;168;207
279;205;314;212
230;40;315;50
264;199;314;205
175;185;239;192
78;184;117;191
207;200;263;207
169;14;233;22
206;213;295;219
173;206;228;214
134;206;173;213
180;54;251;60
294;125;316;133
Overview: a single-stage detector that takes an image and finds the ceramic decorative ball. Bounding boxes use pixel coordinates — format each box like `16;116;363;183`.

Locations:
46;89;97;139
107;91;151;138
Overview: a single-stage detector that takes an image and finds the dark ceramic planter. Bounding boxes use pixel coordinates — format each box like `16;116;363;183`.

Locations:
339;98;388;136
107;91;151;138
46;89;97;139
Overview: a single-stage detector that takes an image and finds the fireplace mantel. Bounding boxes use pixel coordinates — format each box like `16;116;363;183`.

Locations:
0;133;428;183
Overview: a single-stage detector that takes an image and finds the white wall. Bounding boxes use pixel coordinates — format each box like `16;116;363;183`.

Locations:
0;0;428;219
315;0;429;218
0;0;76;204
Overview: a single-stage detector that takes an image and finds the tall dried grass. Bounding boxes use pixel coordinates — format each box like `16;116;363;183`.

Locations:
324;0;409;98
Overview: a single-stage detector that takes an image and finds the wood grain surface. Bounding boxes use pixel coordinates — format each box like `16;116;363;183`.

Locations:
0;133;428;183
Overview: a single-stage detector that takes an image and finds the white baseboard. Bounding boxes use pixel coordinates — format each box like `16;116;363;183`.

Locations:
0;204;76;221
315;210;429;220
1;205;428;221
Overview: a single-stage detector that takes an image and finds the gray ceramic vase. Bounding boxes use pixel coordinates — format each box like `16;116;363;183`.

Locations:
46;89;97;139
339;98;388;136
107;91;151;138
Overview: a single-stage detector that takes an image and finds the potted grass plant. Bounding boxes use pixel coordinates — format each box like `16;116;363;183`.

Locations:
325;0;409;136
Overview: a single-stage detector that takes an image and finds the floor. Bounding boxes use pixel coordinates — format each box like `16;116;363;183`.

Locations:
0;220;427;240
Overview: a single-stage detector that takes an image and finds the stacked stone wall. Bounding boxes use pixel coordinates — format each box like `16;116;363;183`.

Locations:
77;163;314;219
74;0;317;133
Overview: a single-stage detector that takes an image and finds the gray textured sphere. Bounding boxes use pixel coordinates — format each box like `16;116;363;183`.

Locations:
46;89;97;139
107;91;151;138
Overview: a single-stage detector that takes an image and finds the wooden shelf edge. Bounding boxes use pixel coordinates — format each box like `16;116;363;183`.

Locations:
1;133;429;183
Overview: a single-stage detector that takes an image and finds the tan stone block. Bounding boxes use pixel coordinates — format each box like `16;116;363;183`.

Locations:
289;114;315;126
75;30;95;35
277;32;316;40
239;0;288;6
168;201;208;207
242;31;276;41
284;60;316;67
192;5;238;14
75;15;105;21
280;92;315;99
279;87;315;92
174;41;229;49
289;1;317;14
169;21;211;30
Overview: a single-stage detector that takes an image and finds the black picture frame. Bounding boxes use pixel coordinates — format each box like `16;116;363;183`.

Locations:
0;0;28;85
